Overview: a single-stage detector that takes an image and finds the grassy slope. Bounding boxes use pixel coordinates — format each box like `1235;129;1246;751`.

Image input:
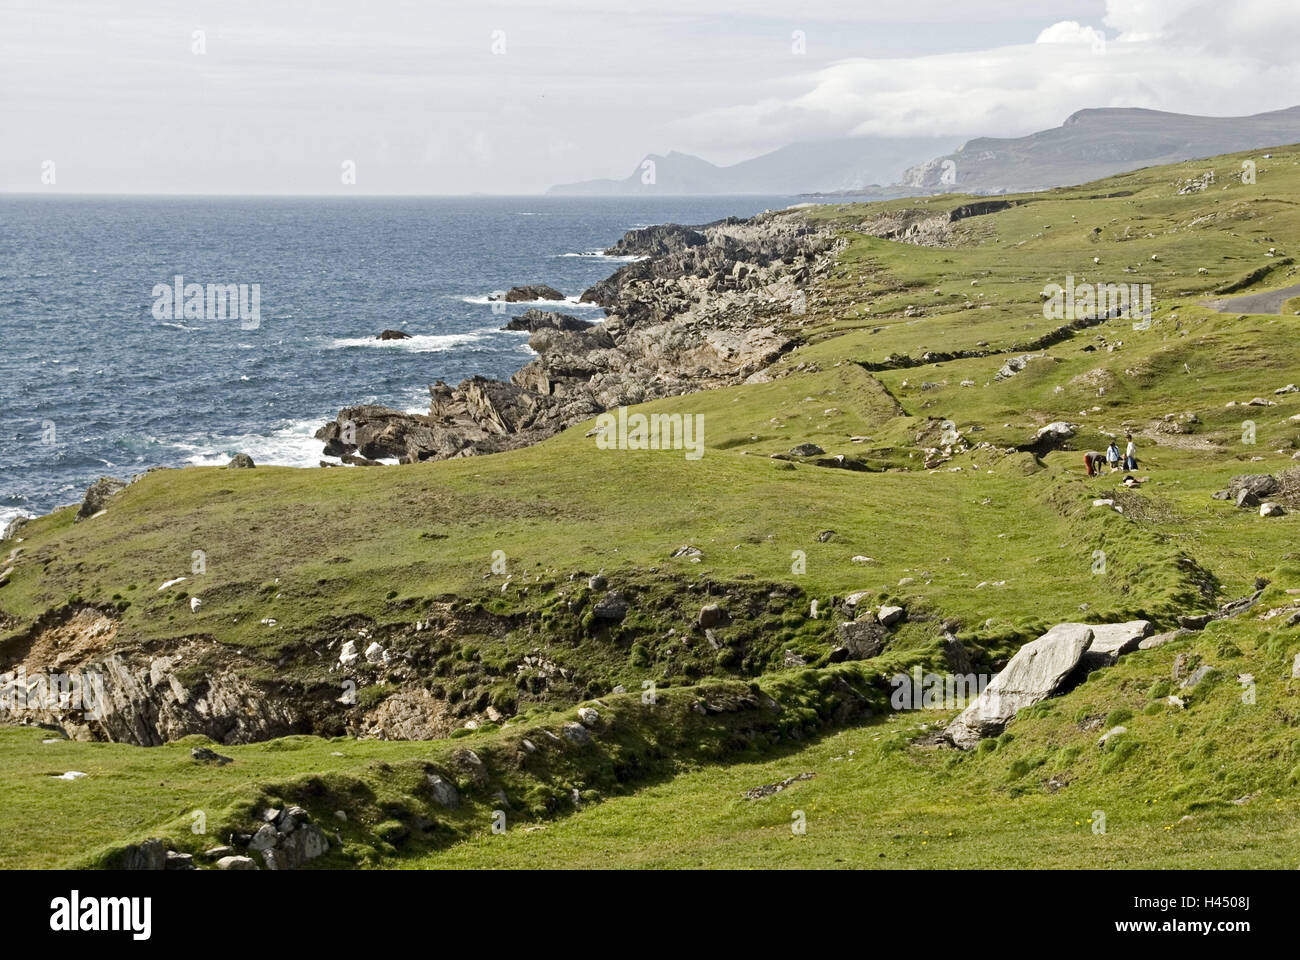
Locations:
3;146;1300;867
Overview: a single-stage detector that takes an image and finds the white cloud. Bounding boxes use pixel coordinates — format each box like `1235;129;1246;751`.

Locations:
670;0;1300;156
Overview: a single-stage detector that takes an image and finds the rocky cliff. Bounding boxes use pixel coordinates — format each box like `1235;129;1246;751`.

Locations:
316;210;841;463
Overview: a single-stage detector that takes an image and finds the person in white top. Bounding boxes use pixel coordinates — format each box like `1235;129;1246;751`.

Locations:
1124;435;1137;471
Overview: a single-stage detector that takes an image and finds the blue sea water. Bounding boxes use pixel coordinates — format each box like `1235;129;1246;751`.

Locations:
0;195;800;527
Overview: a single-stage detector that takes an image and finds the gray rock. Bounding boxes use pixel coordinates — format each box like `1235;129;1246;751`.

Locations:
215;855;258;870
591;590;629;621
1181;664;1217;689
191;745;233;765
164;850;195;870
698;603;728;628
75;476;128;521
226;453;256;469
945;623;1093;749
280;823;329;867
452;748;489;785
788;443;825;457
248;823;278;852
1075;619;1152;670
123;838;166;870
561;721;592;746
877;605;905;627
1260;502;1285;517
835;619;886;660
204;845;234;859
577;706;600;727
426;774;460;809
1292;653;1300;680
588;573;608;590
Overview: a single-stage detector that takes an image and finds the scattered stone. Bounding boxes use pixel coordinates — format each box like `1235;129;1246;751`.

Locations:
698;603;728;628
215;855;258;870
743;772;815;800
835;618;887;660
226;453;256;468
588;573;608;590
561;721;592;746
1098;725;1127;748
191;746;233;766
1260;502;1285;517
338;640;359;667
1181;664;1216;689
363;641;386;663
426;774;460;809
591;591;629;621
576;706;600;727
877;605;905;627
165;851;195;871
123;838;166;870
248;823;278;852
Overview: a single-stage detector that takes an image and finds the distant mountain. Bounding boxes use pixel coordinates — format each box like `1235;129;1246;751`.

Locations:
901;106;1300;194
546;136;960;196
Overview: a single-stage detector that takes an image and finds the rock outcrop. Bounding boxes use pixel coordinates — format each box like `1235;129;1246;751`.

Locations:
317;210;836;463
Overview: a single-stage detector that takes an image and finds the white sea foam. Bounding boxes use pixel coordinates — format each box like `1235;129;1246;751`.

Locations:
557;251;643;262
0;506;34;535
327;331;490;352
460;294;602;309
176;419;325;469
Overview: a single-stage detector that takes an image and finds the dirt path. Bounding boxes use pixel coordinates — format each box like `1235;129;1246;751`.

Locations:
1205;282;1300;315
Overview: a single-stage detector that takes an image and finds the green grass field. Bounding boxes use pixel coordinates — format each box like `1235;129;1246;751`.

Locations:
4;144;1300;868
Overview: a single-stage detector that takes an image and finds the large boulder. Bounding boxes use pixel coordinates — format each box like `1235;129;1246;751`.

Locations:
1075;620;1152;671
945;623;1093;749
493;284;565;303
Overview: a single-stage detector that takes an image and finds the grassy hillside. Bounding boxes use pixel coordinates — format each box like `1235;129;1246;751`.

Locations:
4;144;1300;868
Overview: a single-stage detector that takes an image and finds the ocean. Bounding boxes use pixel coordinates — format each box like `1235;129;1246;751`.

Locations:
0;195;799;528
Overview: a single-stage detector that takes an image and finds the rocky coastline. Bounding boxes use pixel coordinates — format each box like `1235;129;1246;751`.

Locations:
315;210;843;464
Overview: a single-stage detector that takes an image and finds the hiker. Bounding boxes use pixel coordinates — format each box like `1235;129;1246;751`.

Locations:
1106;440;1121;473
1084;451;1103;476
1124;434;1138;471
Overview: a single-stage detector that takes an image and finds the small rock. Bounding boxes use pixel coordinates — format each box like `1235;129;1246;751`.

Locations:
215;855;258;870
426;774;460;809
577;706;600;727
877;605;905;627
561;721;592;746
698;604;728;628
1098;725;1127;748
226;453;256;469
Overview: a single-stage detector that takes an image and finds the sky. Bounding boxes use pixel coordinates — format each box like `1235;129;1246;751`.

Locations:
1;0;1298;195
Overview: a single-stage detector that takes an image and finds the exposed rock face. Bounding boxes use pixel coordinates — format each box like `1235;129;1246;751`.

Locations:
75;477;128;521
317;210;835;463
945;623;1093;749
377;329;411;340
1074;620;1152;671
1;610;300;746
